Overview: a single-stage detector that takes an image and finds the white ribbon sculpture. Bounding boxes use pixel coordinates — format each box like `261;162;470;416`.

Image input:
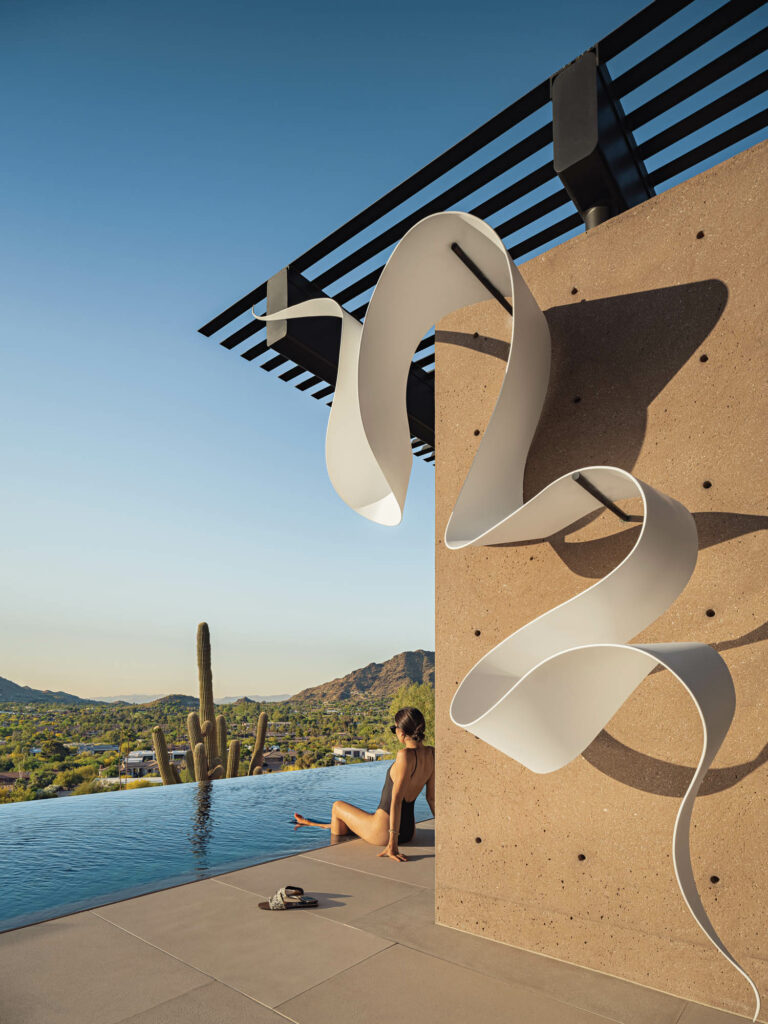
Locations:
255;211;759;1019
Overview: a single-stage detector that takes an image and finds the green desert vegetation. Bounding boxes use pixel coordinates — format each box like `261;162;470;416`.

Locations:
0;649;435;804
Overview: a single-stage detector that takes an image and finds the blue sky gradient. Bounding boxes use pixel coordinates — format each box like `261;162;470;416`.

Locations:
2;1;765;697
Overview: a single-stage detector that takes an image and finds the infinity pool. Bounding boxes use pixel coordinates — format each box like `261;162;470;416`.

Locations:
0;762;430;932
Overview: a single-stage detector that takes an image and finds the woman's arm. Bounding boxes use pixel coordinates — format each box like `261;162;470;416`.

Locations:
426;749;436;818
378;750;408;862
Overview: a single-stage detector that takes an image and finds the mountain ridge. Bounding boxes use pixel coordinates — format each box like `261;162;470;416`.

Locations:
0;676;99;706
0;650;434;706
290;649;434;702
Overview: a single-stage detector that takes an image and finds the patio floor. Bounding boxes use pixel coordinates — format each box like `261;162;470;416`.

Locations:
0;820;750;1024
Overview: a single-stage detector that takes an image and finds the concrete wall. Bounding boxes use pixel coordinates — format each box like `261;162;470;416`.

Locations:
434;142;768;1019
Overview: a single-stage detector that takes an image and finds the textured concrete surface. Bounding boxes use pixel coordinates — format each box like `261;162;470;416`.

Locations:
434;141;768;1020
0;822;754;1023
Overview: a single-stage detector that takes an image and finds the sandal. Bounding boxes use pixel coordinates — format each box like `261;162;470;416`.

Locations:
258;885;319;911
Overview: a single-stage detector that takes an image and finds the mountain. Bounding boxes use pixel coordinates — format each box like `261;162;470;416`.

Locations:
0;675;99;706
142;694;199;712
218;694;292;704
101;692;292;704
102;694;165;704
291;650;434;703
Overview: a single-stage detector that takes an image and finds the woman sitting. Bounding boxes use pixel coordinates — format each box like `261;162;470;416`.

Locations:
293;706;435;862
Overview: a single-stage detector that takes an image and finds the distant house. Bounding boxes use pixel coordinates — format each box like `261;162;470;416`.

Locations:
333;746;367;759
0;772;30;788
121;747;189;778
364;749;389;761
122;750;157;777
261;752;284;772
77;744;120;754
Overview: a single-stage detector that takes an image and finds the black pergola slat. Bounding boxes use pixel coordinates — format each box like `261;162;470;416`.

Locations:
598;0;697;62
200;283;267;338
649;107;768;184
508;212;583;259
311;385;335;400
626;26;768;130
241;340;270;362
614;0;766;98
279;364;306;382
260;354;288;372
639;69;768;158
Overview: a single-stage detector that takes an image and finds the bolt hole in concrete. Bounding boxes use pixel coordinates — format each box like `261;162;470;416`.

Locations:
474;629;481;637
578;854;587;861
571;287;578;295
697;230;705;239
702;480;712;489
473;429;480;436
700;354;708;362
706;609;716;618
711;875;720;884
475;837;482;844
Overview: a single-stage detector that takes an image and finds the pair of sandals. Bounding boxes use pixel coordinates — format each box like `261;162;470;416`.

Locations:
258;885;318;911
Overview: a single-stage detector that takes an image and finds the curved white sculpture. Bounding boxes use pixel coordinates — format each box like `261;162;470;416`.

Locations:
255;211;759;1018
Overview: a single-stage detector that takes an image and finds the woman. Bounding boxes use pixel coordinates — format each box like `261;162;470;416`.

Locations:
293;707;435;862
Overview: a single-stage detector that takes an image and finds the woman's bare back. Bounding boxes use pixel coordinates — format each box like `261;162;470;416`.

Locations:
389;745;434;802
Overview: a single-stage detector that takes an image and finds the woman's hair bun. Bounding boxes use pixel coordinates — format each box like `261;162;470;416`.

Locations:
394;706;427;741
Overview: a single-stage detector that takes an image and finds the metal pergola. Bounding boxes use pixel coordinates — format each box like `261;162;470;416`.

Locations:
199;0;768;465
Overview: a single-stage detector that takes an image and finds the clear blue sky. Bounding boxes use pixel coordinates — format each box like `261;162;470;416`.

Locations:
1;1;764;698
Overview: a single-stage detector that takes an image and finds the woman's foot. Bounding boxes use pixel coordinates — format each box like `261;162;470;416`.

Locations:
293;812;330;829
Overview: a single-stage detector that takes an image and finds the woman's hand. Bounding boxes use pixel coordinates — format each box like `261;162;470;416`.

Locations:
378;844;407;862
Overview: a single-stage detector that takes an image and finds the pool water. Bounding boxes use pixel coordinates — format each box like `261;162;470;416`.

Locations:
0;762;430;932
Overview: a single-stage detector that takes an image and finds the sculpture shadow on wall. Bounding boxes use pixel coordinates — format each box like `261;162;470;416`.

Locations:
440;279;768;799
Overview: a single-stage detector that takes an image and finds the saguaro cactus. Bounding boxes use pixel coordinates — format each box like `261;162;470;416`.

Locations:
208;764;224;780
201;718;218;768
197;622;218;765
193;741;208;781
216;715;227;768
248;711;268;775
152;726;177;785
226;738;240;778
187;711;203;752
184;749;196;782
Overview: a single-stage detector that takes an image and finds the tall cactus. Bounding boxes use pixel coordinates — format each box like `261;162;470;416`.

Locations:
248;711;268;775
193;741;208;781
226;738;240;778
184;748;196;782
201;718;218;767
208;764;224;780
152;726;176;785
187;711;203;751
171;763;182;784
216;715;227;768
197;622;218;765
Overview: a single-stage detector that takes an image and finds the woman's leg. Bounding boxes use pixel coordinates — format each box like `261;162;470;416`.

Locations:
331;802;390;844
294;803;389;845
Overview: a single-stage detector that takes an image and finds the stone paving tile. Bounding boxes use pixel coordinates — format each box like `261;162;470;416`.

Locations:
277;942;623;1024
303;822;435;888
115;981;291;1024
349;888;687;1024
215;851;417;923
0;911;209;1024
93;877;392;1007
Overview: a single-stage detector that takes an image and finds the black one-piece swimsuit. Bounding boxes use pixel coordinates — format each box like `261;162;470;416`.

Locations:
376;751;420;844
